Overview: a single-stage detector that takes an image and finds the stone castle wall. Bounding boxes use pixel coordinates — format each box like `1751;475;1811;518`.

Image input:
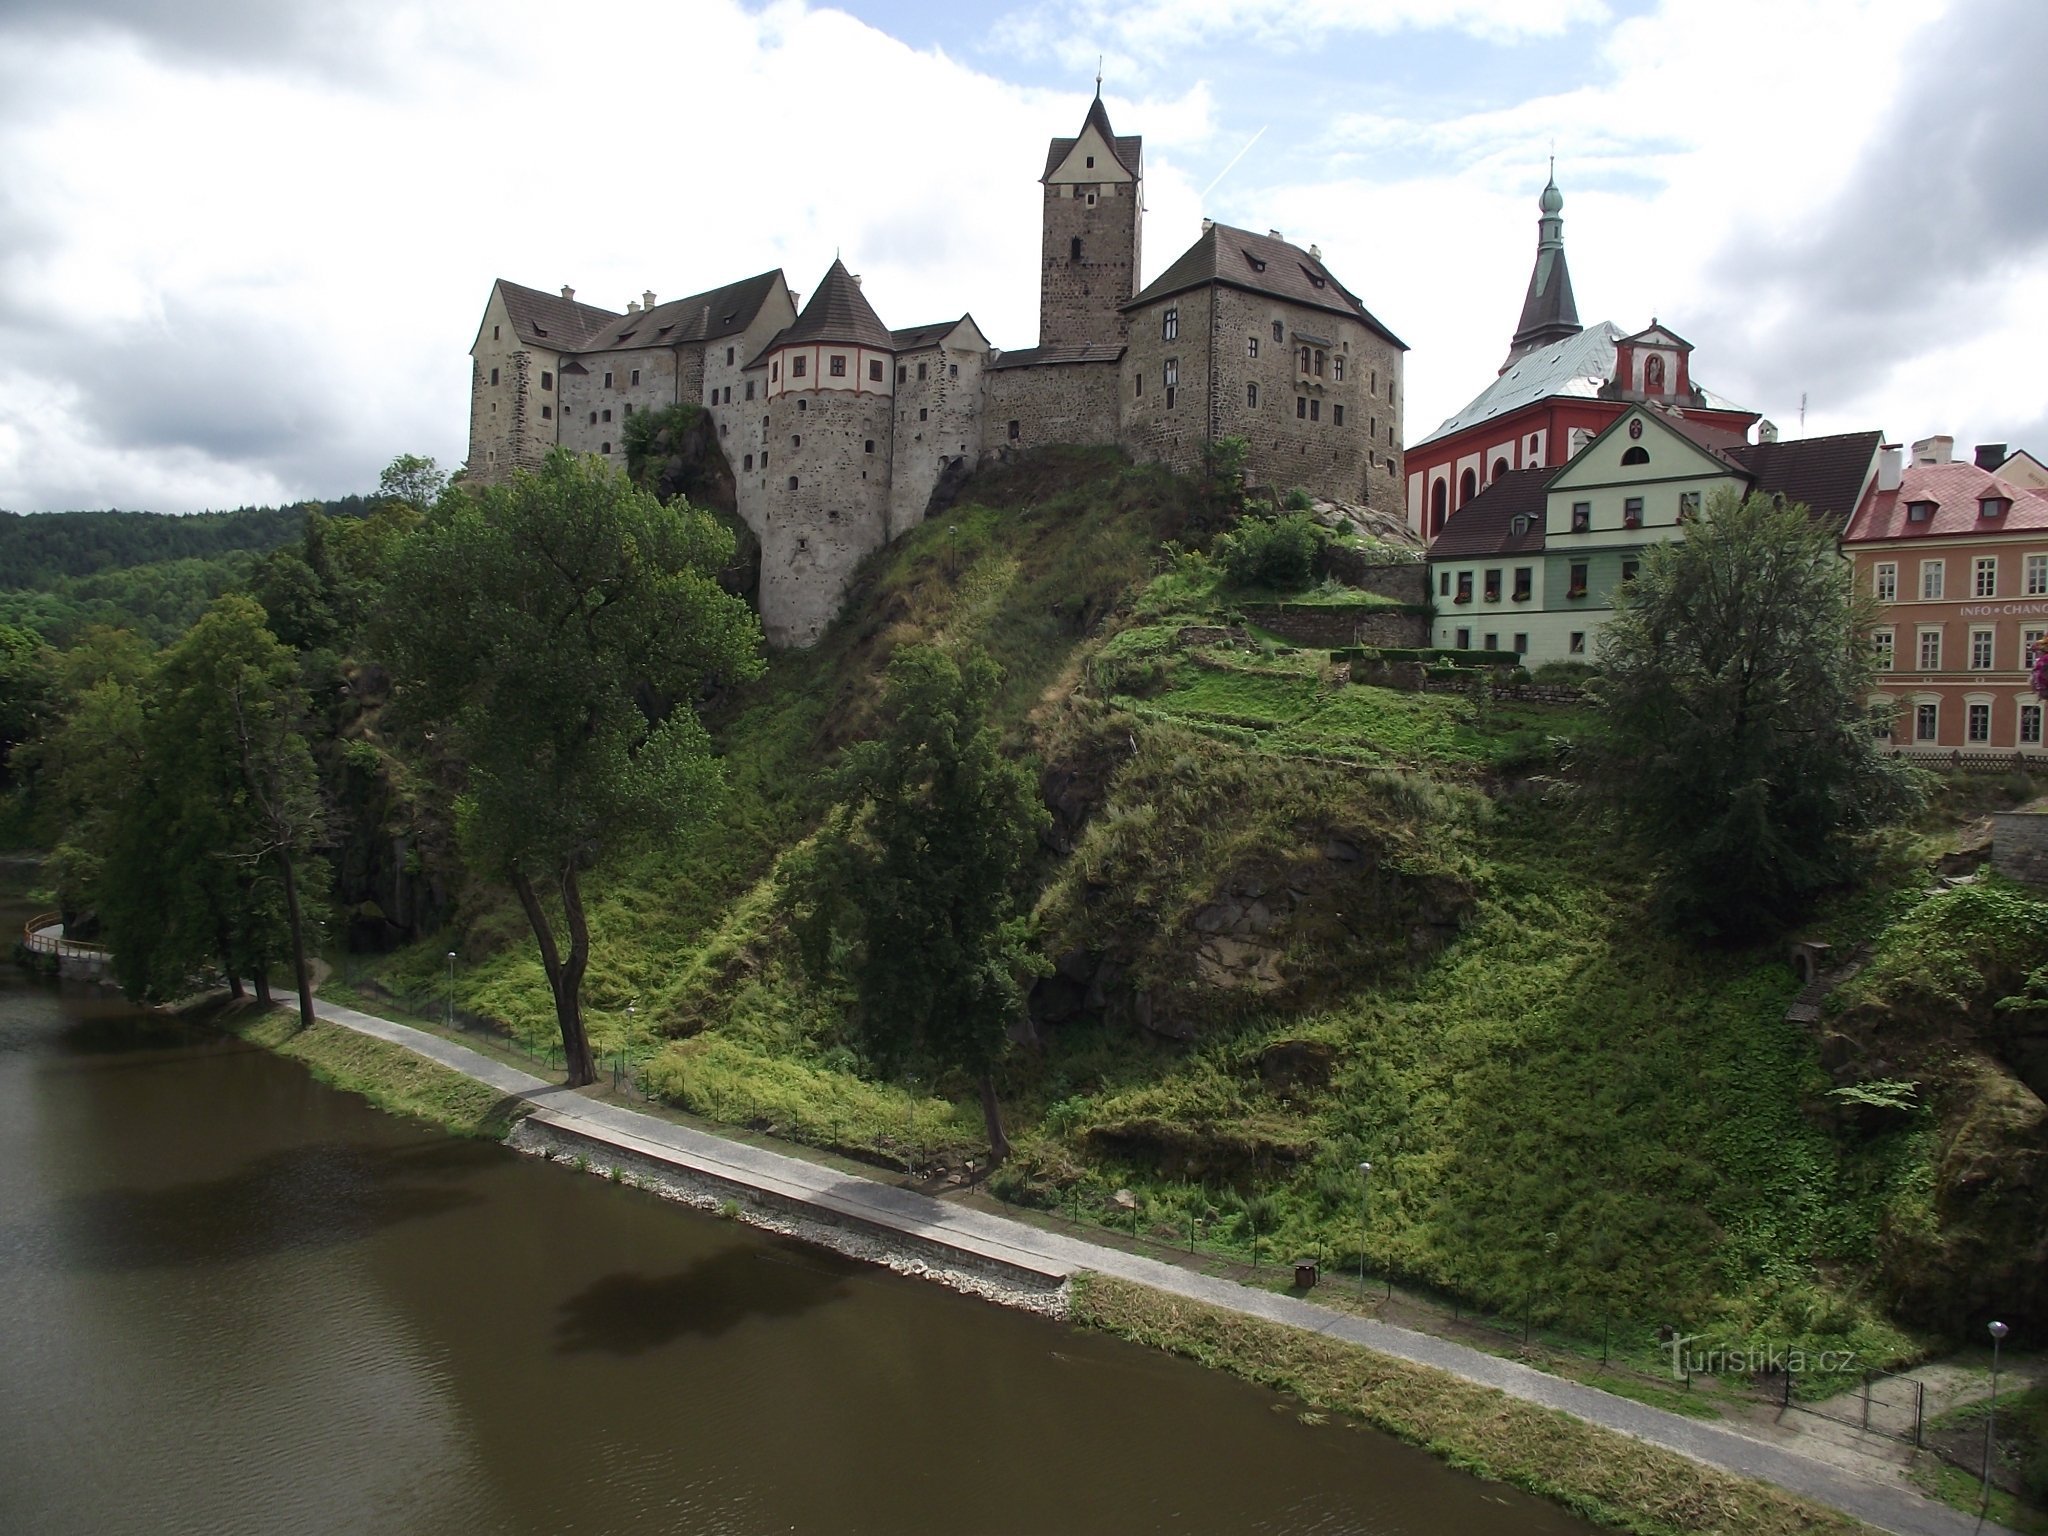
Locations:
983;360;1121;458
888;343;985;540
751;385;895;648
1993;809;2048;886
1040;180;1139;346
1119;287;1214;476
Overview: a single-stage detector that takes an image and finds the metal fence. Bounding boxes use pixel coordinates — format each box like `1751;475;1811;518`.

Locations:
1772;1367;1926;1446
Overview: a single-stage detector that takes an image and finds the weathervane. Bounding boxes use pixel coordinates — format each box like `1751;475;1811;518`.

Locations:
1096;55;1103;97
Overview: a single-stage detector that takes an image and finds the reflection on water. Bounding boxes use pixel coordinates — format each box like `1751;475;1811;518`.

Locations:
0;889;1596;1536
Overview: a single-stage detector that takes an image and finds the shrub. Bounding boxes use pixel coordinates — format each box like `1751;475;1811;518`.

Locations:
1216;514;1323;590
1281;487;1315;512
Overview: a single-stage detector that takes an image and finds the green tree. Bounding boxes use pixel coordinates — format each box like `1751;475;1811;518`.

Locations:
377;453;446;513
0;621;53;794
795;645;1049;1163
376;450;762;1085
98;598;328;1013
1592;488;1918;938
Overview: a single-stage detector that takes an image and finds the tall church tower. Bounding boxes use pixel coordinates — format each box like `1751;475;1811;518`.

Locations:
1502;165;1582;370
1039;89;1143;347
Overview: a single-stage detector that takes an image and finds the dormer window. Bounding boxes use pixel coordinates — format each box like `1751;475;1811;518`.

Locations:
1906;500;1936;522
1981;496;2011;519
1243;250;1267;273
1300;265;1326;288
1510;515;1529;534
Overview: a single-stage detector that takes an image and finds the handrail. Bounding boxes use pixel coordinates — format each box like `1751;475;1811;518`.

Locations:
21;913;111;960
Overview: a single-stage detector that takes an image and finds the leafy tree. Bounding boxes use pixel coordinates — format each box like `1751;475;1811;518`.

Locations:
1216;512;1322;590
0;621;52;793
97;598;328;1014
376;450;761;1085
795;645;1049;1163
1592;488;1918;938
376;453;446;513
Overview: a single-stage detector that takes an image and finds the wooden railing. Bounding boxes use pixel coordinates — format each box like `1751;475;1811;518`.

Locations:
21;913;110;961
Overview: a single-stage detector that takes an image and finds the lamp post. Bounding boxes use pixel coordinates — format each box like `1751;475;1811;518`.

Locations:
1984;1320;2009;1510
1358;1161;1372;1294
445;950;456;1028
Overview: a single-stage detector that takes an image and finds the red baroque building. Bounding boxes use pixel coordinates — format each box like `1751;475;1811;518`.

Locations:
1843;437;2048;756
1406;172;1758;540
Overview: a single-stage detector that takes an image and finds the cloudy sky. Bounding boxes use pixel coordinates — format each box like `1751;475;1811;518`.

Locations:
1;0;2043;513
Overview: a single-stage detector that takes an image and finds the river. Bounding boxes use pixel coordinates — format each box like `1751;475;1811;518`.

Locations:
0;886;1593;1536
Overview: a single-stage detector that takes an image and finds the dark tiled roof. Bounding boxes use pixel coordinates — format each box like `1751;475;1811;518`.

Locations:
1843;460;2048;542
1041;95;1142;179
775;259;895;353
891;319;964;351
1730;431;1882;525
577;270;786;355
1426;468;1551;560
987;342;1125;370
1124;223;1406;349
495;280;621;349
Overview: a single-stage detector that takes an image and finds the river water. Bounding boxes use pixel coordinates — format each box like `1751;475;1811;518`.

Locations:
0;889;1592;1536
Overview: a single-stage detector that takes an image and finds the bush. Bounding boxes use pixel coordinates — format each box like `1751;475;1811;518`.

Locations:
1532;661;1598;685
1217;513;1323;591
1280;487;1315;512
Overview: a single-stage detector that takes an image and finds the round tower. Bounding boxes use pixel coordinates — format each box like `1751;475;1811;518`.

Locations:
756;260;896;648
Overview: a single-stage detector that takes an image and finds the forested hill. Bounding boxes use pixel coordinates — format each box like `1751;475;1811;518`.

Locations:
0;499;373;590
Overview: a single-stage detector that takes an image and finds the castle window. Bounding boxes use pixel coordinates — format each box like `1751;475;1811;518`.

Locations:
761;450;767;466
746;381;755;401
828;509;839;521
709;386;718;405
624;404;632;415
1086;191;1096;206
724;386;732;404
897;365;907;382
1247;337;1258;359
1070;236;1083;262
1333;404;1344;426
630;369;640;385
744;454;753;471
1134;372;1143;397
1085;155;1094;168
788;476;799;490
1388;380;1395;408
792;435;801;447
603;371;613;388
864;440;874;454
919;407;928;421
541;370;553;390
871;360;885;382
1621;445;1649;466
541;404;552;420
798;538;807;551
772;361;780;382
1298;346;1311;373
603;409;612;423
798;399;807;412
1163;308;1179;341
1296;397;1307;420
493;324;500;341
1166;387;1176;408
1163;359;1177;391
1372;370;1378;394
908;361;923;382
948;363;958;379
490;367;499;385
601;442;611;454
792;356;807;378
1009;420;1020;440
726;347;735;366
1314;350;1325;377
829;355;846;377
590;411;599;425
1333;357;1344;382
1272;321;1284;344
1247;383;1258;408
1309;399;1320;422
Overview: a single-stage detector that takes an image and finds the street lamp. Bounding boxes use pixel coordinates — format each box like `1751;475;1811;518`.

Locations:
1985;1320;2009;1510
1358;1162;1373;1293
445;950;456;1028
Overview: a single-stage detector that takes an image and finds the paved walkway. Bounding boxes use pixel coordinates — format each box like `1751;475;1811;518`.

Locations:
307;994;2011;1536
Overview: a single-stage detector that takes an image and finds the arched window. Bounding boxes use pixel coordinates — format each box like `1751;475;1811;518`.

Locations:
1431;478;1448;535
1459;468;1477;505
1299;346;1312;373
1246;382;1259;408
1492;457;1509;482
1070;236;1083;262
1621;445;1649;466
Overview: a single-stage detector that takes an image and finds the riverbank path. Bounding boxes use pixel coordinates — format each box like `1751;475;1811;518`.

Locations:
302;992;2012;1536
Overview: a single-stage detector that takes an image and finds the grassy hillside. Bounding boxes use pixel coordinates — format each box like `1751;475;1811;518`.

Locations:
371;447;2040;1378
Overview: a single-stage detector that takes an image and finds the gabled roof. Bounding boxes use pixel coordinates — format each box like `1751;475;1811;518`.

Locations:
1843;461;2048;542
1618;321;1694;350
890;315;987;353
1421;322;1625;446
1427;468;1550;560
576;271;788;355
1730;431;1882;526
771;259;894;354
987;342;1125;370
1123;222;1406;348
490;280;622;350
1041;95;1142;180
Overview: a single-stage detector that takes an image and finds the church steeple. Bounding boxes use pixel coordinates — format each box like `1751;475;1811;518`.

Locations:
1503;163;1581;369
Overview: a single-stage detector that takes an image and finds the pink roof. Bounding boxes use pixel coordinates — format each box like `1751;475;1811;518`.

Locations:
1842;460;2048;543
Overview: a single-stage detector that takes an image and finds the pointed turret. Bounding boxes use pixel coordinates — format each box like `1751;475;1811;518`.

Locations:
1503;165;1581;370
777;258;894;353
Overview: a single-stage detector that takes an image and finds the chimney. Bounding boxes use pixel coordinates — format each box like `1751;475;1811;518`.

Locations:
1757;419;1779;443
850;273;862;287
1308;243;1322;261
626;300;640;314
643;289;657;310
1200;217;1214;233
1877;443;1903;492
1910;434;1954;465
560;285;575;301
1976;442;2009;471
1268;228;1283;240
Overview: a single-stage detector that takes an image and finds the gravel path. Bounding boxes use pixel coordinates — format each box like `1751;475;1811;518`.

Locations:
307;993;2014;1536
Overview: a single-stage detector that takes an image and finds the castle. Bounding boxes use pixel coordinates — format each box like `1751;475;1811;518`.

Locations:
466;93;1409;646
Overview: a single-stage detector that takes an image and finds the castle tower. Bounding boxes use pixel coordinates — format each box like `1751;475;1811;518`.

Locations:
1502;165;1581;370
750;259;896;648
1039;89;1143;347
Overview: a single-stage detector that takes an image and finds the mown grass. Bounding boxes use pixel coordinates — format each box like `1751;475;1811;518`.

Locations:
1070;1273;1877;1536
226;1009;529;1139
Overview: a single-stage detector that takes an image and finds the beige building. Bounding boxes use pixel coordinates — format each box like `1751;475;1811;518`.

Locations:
464;94;1407;646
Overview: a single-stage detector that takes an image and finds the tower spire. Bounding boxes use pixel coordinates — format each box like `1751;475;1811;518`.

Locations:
1502;163;1582;369
1095;56;1103;97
